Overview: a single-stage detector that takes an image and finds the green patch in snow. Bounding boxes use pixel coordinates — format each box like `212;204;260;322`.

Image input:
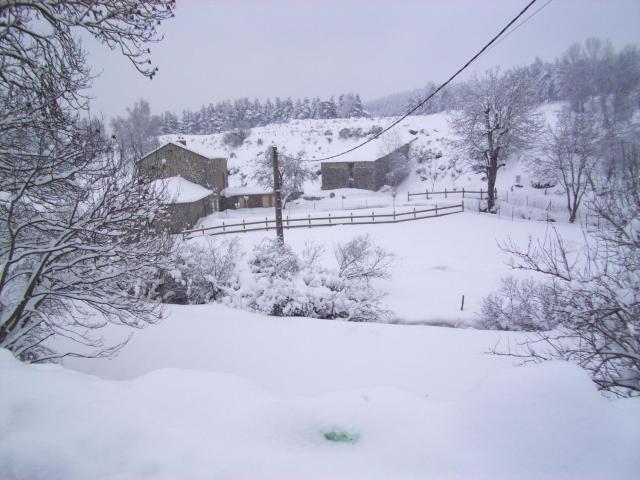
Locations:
323;430;360;444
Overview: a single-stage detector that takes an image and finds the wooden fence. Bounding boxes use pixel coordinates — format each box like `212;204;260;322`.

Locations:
407;188;497;201
183;203;464;239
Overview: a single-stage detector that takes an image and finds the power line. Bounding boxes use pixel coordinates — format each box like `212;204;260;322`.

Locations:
304;0;540;163
481;0;553;57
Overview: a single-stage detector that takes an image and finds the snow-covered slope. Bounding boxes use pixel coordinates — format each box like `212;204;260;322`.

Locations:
161;104;562;201
162;113;456;195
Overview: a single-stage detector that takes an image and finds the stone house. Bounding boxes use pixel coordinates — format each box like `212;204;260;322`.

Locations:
321;140;414;191
138;140;228;199
137;140;228;233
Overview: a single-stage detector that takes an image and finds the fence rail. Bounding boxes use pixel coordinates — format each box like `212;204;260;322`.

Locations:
183;203;464;239
407;187;497;201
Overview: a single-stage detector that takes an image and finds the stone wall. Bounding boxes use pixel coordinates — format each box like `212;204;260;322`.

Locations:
138;143;227;193
156;195;214;233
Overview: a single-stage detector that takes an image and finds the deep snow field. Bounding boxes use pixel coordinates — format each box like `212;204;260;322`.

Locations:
2;304;639;480
2;109;639;479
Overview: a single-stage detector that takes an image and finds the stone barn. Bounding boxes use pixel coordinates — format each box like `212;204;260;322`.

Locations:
321;140;414;191
137;139;228;232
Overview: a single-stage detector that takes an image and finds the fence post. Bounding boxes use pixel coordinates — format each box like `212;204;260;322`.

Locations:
407;192;409;201
480;188;483;200
413;207;416;219
308;213;311;227
461;201;464;212
426;189;429;200
393;209;396;222
328;213;331;224
445;188;447;199
286;215;289;227
494;187;497;200
372;211;374;222
435;203;438;216
462;188;465;199
350;212;353;223
222;221;225;232
265;217;268;230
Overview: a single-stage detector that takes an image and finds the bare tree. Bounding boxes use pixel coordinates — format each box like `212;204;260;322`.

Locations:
111;99;161;162
450;69;542;212
334;235;394;285
491;141;640;397
253;148;316;207
0;121;174;361
0;1;175;361
532;106;602;223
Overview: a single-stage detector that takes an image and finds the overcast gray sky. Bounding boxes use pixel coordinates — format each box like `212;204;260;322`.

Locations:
84;0;640;120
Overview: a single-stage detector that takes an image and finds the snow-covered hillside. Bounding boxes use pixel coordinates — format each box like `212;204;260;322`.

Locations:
163;105;561;199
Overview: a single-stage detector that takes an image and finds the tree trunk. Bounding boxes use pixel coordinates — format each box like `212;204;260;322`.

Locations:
486;151;499;213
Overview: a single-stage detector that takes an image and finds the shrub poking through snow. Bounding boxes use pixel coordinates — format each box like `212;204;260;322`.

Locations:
161;236;392;321
334;234;394;285
164;237;242;304
479;276;558;331
323;430;360;444
222;128;251;147
249;239;300;279
222;237;392;322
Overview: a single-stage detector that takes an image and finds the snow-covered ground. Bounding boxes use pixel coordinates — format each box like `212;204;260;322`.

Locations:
3;106;638;479
2;305;639;479
190;209;586;326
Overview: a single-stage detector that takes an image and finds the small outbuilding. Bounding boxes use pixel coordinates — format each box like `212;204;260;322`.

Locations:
220;187;276;210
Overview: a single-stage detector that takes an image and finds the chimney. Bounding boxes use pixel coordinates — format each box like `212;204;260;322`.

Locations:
177;137;186;146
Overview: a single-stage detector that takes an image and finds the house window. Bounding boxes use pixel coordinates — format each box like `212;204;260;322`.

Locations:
347;163;354;188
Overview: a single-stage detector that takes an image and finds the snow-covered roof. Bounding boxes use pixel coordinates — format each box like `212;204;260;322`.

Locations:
222;186;272;197
139;141;226;162
151;176;213;204
320;136;415;164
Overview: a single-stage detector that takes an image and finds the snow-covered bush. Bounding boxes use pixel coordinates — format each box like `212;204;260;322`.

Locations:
164;237;242;304
249;238;299;279
222;128;251;147
338;127;364;139
479;276;557;331
225;237;392;322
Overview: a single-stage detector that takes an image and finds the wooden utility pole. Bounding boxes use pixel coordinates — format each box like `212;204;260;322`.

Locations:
272;145;284;242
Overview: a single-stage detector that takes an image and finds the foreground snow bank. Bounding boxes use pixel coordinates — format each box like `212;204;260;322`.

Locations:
3;304;640;480
1;348;638;480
